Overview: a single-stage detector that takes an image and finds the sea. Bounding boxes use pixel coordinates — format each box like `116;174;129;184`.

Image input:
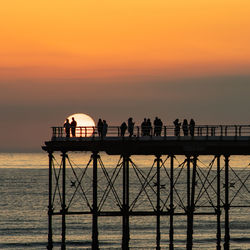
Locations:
0;152;250;249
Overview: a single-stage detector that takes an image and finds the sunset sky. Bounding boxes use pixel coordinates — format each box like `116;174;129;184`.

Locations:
1;0;250;151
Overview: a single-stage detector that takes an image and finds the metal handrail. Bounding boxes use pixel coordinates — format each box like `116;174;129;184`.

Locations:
51;125;250;139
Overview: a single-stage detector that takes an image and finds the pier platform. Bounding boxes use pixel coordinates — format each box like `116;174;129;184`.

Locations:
43;125;250;155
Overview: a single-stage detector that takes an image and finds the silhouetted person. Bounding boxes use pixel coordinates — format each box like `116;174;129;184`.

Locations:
158;118;163;136
154;117;158;136
103;120;108;137
97;119;103;137
173;119;181;136
141;118;147;136
146;118;152;136
182;119;189;136
64;119;70;138
120;122;127;137
71;117;77;137
128;117;135;137
189;119;195;137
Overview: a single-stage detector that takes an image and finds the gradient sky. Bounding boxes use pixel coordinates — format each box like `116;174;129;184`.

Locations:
1;0;250;151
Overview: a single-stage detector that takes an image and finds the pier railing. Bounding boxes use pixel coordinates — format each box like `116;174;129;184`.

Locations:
51;125;250;139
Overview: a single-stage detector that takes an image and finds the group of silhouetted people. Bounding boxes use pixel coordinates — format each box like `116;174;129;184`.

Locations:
120;117;135;137
118;117;163;137
64;117;77;137
153;117;163;136
140;117;163;136
64;116;196;138
173;118;195;136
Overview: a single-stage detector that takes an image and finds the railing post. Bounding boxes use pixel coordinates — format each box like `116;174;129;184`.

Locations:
220;126;223;137
234;125;237;137
52;127;56;138
59;127;63;137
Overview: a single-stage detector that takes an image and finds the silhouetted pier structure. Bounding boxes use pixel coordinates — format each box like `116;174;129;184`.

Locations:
42;125;250;249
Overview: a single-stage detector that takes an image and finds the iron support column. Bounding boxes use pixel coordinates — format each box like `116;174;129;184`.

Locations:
186;155;191;247
169;155;174;250
187;156;191;208
187;155;197;250
61;152;66;250
122;155;130;249
92;152;99;249
48;151;53;250
224;155;230;250
156;155;161;250
217;155;221;250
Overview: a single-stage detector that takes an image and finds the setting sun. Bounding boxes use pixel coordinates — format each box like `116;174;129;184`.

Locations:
66;113;95;137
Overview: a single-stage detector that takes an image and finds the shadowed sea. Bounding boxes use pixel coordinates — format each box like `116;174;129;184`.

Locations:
0;153;250;249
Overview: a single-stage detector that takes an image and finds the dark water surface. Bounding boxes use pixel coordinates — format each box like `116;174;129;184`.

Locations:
0;153;250;249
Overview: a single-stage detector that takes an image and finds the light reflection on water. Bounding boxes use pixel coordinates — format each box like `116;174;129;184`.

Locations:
0;153;249;249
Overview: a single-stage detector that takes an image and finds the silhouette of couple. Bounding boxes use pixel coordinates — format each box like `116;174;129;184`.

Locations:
97;119;108;138
64;117;77;137
120;117;135;137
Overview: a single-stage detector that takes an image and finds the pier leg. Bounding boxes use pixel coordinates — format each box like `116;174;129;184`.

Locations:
48;152;53;250
61;152;66;250
187;155;197;250
92;152;99;249
186;156;191;248
156;155;161;250
216;155;221;250
224;155;230;250
122;155;130;249
169;155;174;250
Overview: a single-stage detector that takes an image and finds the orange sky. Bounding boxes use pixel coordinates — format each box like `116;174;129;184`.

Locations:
1;0;250;81
1;0;250;151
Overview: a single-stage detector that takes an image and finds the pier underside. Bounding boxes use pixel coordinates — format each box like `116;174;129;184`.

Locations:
42;137;250;249
43;136;250;155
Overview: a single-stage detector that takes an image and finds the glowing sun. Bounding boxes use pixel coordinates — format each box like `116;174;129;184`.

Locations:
66;113;95;137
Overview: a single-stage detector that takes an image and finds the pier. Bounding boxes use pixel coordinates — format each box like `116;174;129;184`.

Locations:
42;124;250;249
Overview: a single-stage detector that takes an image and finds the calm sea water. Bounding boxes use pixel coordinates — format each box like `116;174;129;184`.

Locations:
0;153;250;249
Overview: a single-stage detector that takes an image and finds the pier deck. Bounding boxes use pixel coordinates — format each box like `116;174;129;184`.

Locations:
44;136;250;155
